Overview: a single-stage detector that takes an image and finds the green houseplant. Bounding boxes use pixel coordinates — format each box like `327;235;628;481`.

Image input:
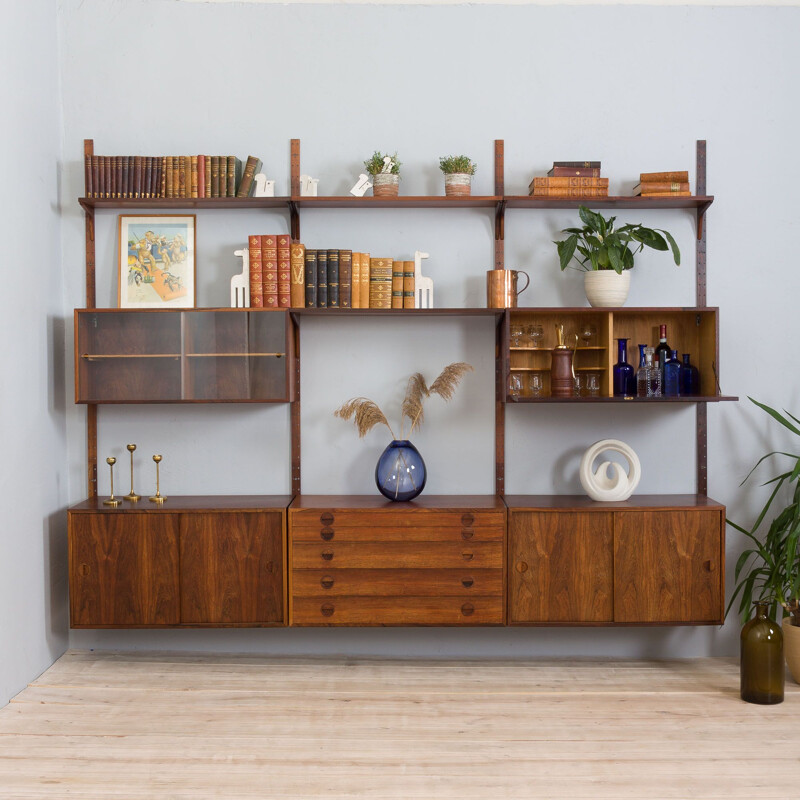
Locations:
439;155;476;197
727;397;800;683
555;206;680;307
363;151;401;197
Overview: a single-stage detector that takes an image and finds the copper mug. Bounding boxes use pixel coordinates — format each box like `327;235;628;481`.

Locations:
487;269;530;308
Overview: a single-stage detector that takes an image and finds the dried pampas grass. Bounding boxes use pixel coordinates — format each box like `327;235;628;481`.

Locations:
428;362;474;402
334;397;395;439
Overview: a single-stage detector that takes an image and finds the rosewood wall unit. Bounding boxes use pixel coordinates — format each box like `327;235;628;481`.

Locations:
68;497;290;628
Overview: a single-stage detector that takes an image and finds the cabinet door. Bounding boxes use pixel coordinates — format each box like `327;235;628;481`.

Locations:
179;512;285;624
69;513;180;626
508;511;613;624
613;510;723;623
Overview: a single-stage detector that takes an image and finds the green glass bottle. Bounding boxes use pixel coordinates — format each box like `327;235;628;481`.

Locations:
740;601;784;704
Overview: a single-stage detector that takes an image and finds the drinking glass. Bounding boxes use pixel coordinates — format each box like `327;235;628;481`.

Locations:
510;324;524;347
508;372;523;398
529;373;544;397
573;373;584;397
586;372;601;397
528;324;544;349
580;323;597;348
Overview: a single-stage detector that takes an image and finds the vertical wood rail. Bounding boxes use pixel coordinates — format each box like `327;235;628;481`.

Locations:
84;139;98;497
696;140;708;497
495;312;507;496
290;314;301;496
290;139;301;242
494;140;505;269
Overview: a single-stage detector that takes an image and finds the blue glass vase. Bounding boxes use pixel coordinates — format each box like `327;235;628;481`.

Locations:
375;440;427;501
613;338;635;398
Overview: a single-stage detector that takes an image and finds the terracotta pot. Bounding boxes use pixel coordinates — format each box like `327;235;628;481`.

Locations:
372;173;399;197
782;616;800;684
444;172;472;197
583;270;631;307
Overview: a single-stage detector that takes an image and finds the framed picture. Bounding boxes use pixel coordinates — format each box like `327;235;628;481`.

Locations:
118;215;196;308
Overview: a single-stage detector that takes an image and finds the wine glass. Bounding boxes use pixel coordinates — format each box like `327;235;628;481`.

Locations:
528;324;544;349
508;372;523;398
580;323;597;348
529;372;544;397
510;324;524;347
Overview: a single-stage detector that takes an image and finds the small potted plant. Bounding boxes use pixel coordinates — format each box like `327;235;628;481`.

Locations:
439;155;477;197
555;206;680;307
727;397;800;685
364;151;401;197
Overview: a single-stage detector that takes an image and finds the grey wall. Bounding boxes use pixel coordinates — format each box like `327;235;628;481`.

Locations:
57;1;800;657
0;0;69;705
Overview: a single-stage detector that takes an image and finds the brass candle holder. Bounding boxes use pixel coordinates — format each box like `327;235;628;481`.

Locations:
123;443;141;502
149;454;166;504
103;457;122;506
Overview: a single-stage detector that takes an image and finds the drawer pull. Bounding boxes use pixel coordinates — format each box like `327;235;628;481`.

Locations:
461;513;475;526
462;551;474;562
320;576;335;589
265;561;275;575
79;563;91;577
321;603;335;617
704;560;716;572
516;561;528;573
320;512;334;525
461;577;474;588
320;528;335;541
321;550;334;561
461;602;475;616
461;529;474;540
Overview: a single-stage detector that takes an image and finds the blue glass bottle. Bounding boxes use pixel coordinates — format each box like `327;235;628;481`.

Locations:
613;338;635;398
664;350;682;397
681;353;700;396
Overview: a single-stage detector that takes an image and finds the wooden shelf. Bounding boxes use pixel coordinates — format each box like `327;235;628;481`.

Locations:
290;195;502;210
507;395;738;403
505;195;713;210
291;308;505;319
79;196;290;211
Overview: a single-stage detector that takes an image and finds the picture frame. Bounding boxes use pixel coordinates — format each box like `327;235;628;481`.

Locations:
118;215;196;308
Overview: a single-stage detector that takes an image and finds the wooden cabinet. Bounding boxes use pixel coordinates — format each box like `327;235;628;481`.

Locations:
506;496;725;626
289;496;506;626
68;497;290;627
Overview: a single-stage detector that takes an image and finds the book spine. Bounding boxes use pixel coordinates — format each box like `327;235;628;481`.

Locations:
639;171;689;183
248;235;264;308
531;187;609;198
350;252;361;309
531;177;609;189
548;166;601;178
146;156;154;198
327;249;339;308
115;156;122;199
133;156;142;199
369;258;393;309
635;191;692;197
262;234;279;309
237;156;262;198
104;156;111;198
552;161;601;168
359;252;370;309
290;243;306;308
227;156;241;197
403;261;415;309
191;156;198;198
317;250;328;308
304;249;318;308
197;155;205;199
391;260;403;309
84;154;92;198
166;156;174;198
91;156;99;199
339;250;352;309
205;155;212;198
277;235;292;309
634;181;690;194
210;156;220;198
121;156;129;199
178;156;186;198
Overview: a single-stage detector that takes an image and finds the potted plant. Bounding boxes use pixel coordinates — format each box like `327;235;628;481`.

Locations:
555;206;680;307
334;363;473;501
439;155;477;197
364;151;401;197
727;397;800;684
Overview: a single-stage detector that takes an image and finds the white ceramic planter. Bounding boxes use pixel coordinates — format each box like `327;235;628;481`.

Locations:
444;172;472;197
782;616;800;684
372;173;399;197
583;270;631;307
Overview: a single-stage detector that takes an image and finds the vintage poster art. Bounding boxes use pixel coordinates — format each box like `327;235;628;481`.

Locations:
118;215;196;308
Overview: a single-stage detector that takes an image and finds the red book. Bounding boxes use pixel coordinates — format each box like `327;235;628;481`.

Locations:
197;155;205;198
248;235;263;308
261;234;279;309
277;234;292;308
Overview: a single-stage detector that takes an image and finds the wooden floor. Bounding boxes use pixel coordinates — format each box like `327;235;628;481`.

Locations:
0;651;798;798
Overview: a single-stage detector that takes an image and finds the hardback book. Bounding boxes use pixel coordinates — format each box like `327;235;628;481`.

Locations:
227;156;242;197
633;181;690;194
402;261;416;309
84;155;92;198
530;177;609;190
634;190;692;197
304;248;318;308
290;242;306;308
90;155;99;198
197;155;205;199
391;260;404;309
317;250;328;308
219;157;228;198
115;156;122;199
327;249;340;308
339;250;353;308
547;166;601;178
237;156;263;198
105;156;112;199
145;156;154;199
261;234;279;309
369;258;393;309
122;157;130;198
277;235;292;308
359;252;370;308
178;156;186;198
351;252;362;308
159;156;166;198
205;155;212;198
133;155;143;199
248;235;264;308
531;186;609;198
639;171;689;183
552;161;601;169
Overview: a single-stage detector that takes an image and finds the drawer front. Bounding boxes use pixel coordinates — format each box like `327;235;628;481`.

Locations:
292;595;503;625
291;568;503;597
292;541;503;570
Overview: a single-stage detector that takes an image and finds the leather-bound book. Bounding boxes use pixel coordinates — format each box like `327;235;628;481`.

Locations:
227;156;242;197
104;156;112;198
248;235;264;308
277;235;292;308
639;171;689;183
327;249;339;308
391;260;404;309
133;156;142;199
190;156;198;199
115;156;122;199
369;257;393;309
178;156;186;198
290;243;306;308
219;156;228;197
530;177;609;191
205;155;212;197
304;248;318;308
91;155;99;199
261;234;279;309
402;260;415;309
633;181;690;195
339;250;352;308
210;156;220;198
197;156;205;198
123;156;131;199
531;186;609;198
548;166;601;178
145;156;154;198
350;252;361;308
360;251;370;309
634;190;692;197
316;250;328;308
165;157;174;199
237;156;262;198
552;160;601;169
84;154;92;198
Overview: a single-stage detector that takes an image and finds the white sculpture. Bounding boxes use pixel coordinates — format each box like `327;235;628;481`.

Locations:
253;174;275;197
414;250;434;309
579;439;641;502
350;173;372;197
381;156;395;173
300;175;319;197
230;248;250;308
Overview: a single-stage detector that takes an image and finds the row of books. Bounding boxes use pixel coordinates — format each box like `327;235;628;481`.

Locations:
633;171;691;197
84;154;262;199
530;161;609;198
247;237;417;310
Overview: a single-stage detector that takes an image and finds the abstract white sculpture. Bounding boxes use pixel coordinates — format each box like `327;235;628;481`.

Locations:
381;156;395;173
299;175;319;196
414;250;434;309
253;174;275;197
230;248;250;308
350;173;372;197
579;439;641;502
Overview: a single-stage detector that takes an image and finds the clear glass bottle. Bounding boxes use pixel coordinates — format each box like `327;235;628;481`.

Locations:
654;324;671;378
740;601;784;705
613;338;635;398
680;353;700;396
636;346;662;397
663;349;681;397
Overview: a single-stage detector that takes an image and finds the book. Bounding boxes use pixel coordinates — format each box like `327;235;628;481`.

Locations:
105;157;112;198
547;166;601;178
391;260;404;309
339;250;352;308
531;187;609;198
178;156;186;198
633;181;690;194
317;250;328;308
327;249;340;308
210;156;220;198
197;155;205;199
530;176;609;191
304;248;318;308
115;156;122;199
351;252;361;308
248;235;264;308
165;156;174;198
359;252;370;309
190;156;198;198
122;157;130;199
158;156;166;198
261;234;279;309
84;154;92;197
552;161;601;169
219;156;228;197
290;243;306;308
237;155;263;198
277;235;292;308
402;261;416;309
369;258;393;309
90;155;99;198
227;156;242;197
205;155;212;197
133;155;142;199
634;191;692;197
639;171;689;183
